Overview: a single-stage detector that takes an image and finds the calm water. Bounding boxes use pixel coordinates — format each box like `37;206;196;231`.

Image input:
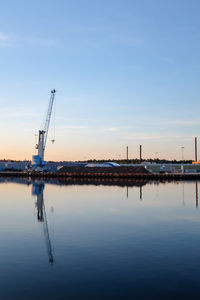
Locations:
0;178;200;299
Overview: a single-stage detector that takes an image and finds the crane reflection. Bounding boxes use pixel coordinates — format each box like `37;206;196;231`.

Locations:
32;182;54;265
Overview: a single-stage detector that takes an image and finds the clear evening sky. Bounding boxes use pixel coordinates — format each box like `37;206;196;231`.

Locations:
0;0;200;161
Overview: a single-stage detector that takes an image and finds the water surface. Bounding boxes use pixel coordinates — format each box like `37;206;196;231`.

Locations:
0;179;200;299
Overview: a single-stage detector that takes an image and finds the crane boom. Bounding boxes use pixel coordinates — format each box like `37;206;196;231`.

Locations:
32;89;56;168
43;89;56;150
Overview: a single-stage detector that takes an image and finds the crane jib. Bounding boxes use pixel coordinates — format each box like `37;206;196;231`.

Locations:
32;89;56;168
43;90;56;149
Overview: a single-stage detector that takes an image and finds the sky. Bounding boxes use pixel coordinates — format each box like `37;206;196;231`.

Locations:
0;0;200;161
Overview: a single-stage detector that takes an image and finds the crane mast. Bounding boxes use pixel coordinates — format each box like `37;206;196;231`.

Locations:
32;89;56;168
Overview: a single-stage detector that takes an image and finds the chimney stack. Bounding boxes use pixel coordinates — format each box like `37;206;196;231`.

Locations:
140;145;142;163
195;137;197;162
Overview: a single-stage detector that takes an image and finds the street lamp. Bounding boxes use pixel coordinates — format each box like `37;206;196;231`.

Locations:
181;146;185;161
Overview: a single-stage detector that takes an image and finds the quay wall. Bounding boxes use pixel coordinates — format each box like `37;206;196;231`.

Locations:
0;171;200;181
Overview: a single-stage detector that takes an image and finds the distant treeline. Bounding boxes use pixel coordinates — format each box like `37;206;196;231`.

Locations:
78;158;193;164
0;158;193;164
0;159;30;162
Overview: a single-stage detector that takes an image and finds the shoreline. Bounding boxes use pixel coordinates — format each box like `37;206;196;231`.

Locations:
0;171;200;181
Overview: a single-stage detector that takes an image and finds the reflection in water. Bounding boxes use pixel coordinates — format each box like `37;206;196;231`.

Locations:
182;182;185;207
32;182;54;265
0;179;200;299
126;185;143;200
140;185;142;200
180;182;199;209
196;183;198;209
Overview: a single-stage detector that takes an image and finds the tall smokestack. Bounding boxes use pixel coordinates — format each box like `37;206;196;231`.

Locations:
195;137;197;162
126;146;128;162
140;145;142;163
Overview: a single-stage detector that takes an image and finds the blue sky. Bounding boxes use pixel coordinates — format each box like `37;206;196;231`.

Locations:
0;0;200;161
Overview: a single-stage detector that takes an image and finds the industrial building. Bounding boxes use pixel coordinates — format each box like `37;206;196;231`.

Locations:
0;161;30;171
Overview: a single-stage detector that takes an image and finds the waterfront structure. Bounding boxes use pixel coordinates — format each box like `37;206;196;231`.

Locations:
32;90;56;168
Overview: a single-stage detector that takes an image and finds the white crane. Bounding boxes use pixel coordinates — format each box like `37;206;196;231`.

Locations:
32;89;56;168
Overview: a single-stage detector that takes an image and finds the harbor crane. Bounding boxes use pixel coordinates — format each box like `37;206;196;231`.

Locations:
32;89;56;168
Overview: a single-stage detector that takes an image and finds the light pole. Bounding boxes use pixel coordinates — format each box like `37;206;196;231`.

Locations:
181;146;185;161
